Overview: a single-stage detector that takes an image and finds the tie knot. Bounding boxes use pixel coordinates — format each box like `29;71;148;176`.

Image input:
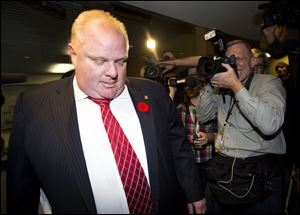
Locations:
88;96;111;107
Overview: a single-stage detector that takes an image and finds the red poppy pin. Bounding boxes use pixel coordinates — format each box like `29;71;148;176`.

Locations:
137;102;149;113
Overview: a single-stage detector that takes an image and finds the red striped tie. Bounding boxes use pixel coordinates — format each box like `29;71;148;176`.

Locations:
89;97;154;214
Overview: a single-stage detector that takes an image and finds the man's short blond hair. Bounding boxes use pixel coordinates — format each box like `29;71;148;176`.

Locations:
70;9;129;50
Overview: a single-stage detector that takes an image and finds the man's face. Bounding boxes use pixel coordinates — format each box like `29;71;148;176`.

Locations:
275;62;288;77
253;57;265;74
69;23;128;99
225;43;253;81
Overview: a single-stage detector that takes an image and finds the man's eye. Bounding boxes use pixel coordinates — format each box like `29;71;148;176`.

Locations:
116;59;127;66
95;59;106;65
90;57;106;65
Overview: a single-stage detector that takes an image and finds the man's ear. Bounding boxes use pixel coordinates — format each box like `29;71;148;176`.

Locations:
68;43;77;66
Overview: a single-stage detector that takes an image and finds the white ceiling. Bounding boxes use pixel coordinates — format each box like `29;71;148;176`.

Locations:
121;1;269;41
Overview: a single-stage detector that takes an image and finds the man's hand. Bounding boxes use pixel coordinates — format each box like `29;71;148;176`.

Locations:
210;63;243;93
168;84;177;100
187;198;207;214
263;25;277;44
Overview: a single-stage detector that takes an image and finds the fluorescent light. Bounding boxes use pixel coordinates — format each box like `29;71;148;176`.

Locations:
48;63;74;74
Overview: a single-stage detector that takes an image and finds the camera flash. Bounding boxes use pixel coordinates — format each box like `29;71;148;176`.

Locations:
204;30;216;41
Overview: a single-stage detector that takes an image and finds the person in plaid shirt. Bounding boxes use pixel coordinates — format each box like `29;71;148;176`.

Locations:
177;80;217;198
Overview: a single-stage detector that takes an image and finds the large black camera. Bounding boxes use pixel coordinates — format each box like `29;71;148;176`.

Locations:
144;55;171;80
259;1;299;29
143;55;202;87
197;29;237;79
196;55;237;79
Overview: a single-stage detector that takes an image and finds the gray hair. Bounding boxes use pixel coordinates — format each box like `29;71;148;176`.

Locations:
226;40;253;59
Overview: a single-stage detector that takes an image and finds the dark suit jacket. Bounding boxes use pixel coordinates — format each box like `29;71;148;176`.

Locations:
7;76;202;213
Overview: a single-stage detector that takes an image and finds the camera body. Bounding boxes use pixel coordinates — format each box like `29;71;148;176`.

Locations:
144;55;171;81
196;29;237;79
144;55;204;87
259;1;299;29
144;59;161;80
196;55;237;79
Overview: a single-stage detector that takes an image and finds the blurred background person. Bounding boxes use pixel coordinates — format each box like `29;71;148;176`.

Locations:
275;62;289;83
176;76;217;207
261;23;299;214
251;48;269;74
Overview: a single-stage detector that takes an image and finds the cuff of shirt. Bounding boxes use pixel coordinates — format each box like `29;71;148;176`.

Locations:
199;84;213;99
234;87;250;105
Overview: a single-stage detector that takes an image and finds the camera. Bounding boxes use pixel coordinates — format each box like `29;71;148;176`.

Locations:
144;55;188;87
259;1;299;29
204;29;226;56
196;29;238;79
196;55;237;79
143;54;203;87
167;75;203;88
144;55;171;81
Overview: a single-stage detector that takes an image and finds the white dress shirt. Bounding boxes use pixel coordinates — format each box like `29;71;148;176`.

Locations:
74;76;149;214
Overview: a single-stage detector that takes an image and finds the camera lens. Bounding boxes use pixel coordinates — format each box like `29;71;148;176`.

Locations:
196;57;218;78
144;66;161;79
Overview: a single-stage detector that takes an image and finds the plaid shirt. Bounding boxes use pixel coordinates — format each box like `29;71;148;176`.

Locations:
177;103;217;163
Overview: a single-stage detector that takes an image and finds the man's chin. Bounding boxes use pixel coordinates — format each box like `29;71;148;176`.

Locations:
103;86;125;99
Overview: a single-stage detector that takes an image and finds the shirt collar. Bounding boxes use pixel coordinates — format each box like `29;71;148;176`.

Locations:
73;75;130;102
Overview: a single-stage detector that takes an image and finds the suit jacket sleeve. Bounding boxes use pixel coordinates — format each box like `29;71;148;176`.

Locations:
7;92;40;213
160;84;204;202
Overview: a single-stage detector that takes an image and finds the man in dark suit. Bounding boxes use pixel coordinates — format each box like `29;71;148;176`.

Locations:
7;9;205;214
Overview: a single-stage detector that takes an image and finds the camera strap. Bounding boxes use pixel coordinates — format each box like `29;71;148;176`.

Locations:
218;72;255;149
244;72;254;91
225;71;254;121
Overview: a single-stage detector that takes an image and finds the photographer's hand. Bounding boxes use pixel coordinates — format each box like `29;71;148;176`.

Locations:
168;84;177;100
210;63;243;93
263;25;277;44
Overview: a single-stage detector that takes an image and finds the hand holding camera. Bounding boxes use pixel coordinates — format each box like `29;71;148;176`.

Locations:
210;63;243;93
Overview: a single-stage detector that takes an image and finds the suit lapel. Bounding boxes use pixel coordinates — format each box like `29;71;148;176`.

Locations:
51;77;96;213
127;80;160;210
49;77;160;212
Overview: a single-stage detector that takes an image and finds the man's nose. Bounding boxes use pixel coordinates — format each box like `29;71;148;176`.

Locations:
106;62;118;78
